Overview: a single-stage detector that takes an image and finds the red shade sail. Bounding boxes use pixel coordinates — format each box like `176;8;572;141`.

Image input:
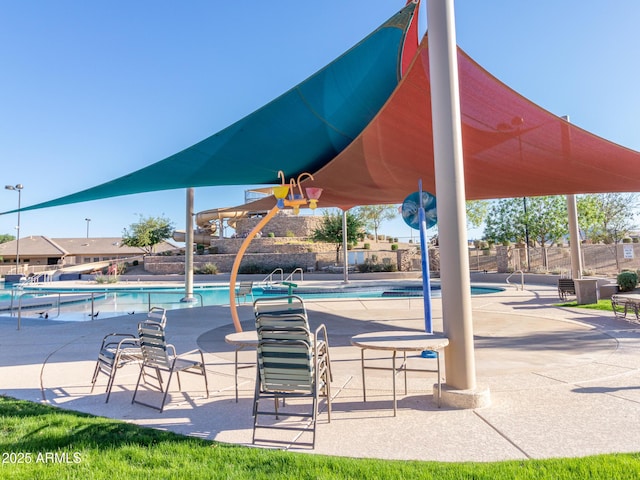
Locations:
244;34;640;212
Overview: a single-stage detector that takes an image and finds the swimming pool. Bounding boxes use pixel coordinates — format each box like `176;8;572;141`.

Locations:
0;282;503;322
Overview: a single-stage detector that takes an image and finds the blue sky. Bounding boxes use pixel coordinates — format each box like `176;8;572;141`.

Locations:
1;1;639;243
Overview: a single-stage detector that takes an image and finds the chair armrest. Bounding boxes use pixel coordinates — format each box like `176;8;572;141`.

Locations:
99;333;137;350
177;348;207;365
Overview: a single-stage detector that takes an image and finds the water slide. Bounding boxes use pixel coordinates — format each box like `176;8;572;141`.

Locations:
172;206;268;244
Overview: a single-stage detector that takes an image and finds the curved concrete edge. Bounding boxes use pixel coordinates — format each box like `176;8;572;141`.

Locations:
437;384;491;409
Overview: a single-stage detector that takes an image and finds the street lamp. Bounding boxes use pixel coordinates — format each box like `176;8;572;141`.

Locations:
85;218;91;238
5;184;23;272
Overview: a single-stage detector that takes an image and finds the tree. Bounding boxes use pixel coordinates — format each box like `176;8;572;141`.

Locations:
577;193;638;245
483;198;527;245
484;196;568;247
465;200;490;229
122;215;175;254
311;210;365;263
578;193;639;271
355;205;397;241
524;196;568;247
0;234;15;244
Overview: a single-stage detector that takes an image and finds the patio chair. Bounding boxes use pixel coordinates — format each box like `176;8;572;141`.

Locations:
147;306;167;326
254;296;332;383
236;281;255;304
131;321;209;412
252;323;332;448
90;333;141;402
253;295;307;318
90;307;168;402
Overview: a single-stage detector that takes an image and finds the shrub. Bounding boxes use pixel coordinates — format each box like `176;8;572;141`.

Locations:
356;262;398;273
617;271;638;292
195;263;218;274
267;232;275;238
363;243;371;250
622;237;632;244
391;244;399;251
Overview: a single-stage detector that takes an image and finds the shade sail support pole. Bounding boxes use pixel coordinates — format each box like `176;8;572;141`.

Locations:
229;206;279;332
562;116;583;280
181;187;197;303
427;0;489;407
342;209;349;284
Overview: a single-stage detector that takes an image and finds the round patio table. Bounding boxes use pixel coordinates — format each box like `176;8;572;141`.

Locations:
350;331;449;415
225;330;258;402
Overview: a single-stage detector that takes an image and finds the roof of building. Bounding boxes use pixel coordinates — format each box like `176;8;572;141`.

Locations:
0;237;177;258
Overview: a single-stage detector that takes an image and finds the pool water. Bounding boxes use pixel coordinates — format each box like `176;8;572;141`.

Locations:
0;283;502;322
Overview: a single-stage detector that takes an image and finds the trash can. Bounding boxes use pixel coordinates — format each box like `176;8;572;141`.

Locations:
574;279;598;305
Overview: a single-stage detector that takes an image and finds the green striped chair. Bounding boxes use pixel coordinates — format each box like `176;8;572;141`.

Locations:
254;295;332;383
252;322;331;448
131;321;209;412
253;295;307;319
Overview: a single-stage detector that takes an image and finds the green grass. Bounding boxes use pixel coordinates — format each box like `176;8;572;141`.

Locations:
2;396;640;479
557;299;619;312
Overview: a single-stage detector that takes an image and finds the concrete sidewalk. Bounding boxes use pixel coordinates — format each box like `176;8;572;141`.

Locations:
1;283;640;462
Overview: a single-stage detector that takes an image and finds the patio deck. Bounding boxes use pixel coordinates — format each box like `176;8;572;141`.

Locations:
1;282;639;462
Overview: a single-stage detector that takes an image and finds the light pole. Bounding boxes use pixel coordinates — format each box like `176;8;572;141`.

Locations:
85;218;91;238
5;184;23;272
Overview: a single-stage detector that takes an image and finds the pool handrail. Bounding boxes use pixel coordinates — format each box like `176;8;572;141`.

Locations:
506;270;525;291
10;288;204;331
261;268;284;287
283;268;304;284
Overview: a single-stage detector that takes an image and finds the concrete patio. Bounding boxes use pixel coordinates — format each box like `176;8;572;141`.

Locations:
1;281;640;462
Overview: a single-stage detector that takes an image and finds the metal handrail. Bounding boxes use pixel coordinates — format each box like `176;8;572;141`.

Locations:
22;271;54;284
10;288;204;330
506;270;524;291
283;267;304;283
261;268;284;286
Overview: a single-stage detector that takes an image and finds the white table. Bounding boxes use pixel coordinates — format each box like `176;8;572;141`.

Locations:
224;330;258;402
350;331;449;415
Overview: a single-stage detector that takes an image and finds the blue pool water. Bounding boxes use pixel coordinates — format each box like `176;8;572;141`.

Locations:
0;282;503;321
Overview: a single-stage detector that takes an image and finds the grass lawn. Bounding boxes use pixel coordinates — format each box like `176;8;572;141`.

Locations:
2;396;640;479
557;298;619;312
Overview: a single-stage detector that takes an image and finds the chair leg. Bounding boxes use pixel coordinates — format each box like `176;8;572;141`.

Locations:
159;370;175;413
90;361;101;392
131;364;146;405
201;363;210;398
104;369;118;403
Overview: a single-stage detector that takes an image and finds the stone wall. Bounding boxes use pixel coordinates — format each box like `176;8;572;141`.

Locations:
233;212;322;238
209;237;335;255
144;249;412;274
145;253;319;274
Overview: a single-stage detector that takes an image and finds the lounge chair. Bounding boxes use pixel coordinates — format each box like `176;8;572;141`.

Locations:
90;307;168;402
131;320;209;412
236;281;255;304
252;321;332;448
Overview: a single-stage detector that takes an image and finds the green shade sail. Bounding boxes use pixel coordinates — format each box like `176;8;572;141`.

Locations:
6;2;418;214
